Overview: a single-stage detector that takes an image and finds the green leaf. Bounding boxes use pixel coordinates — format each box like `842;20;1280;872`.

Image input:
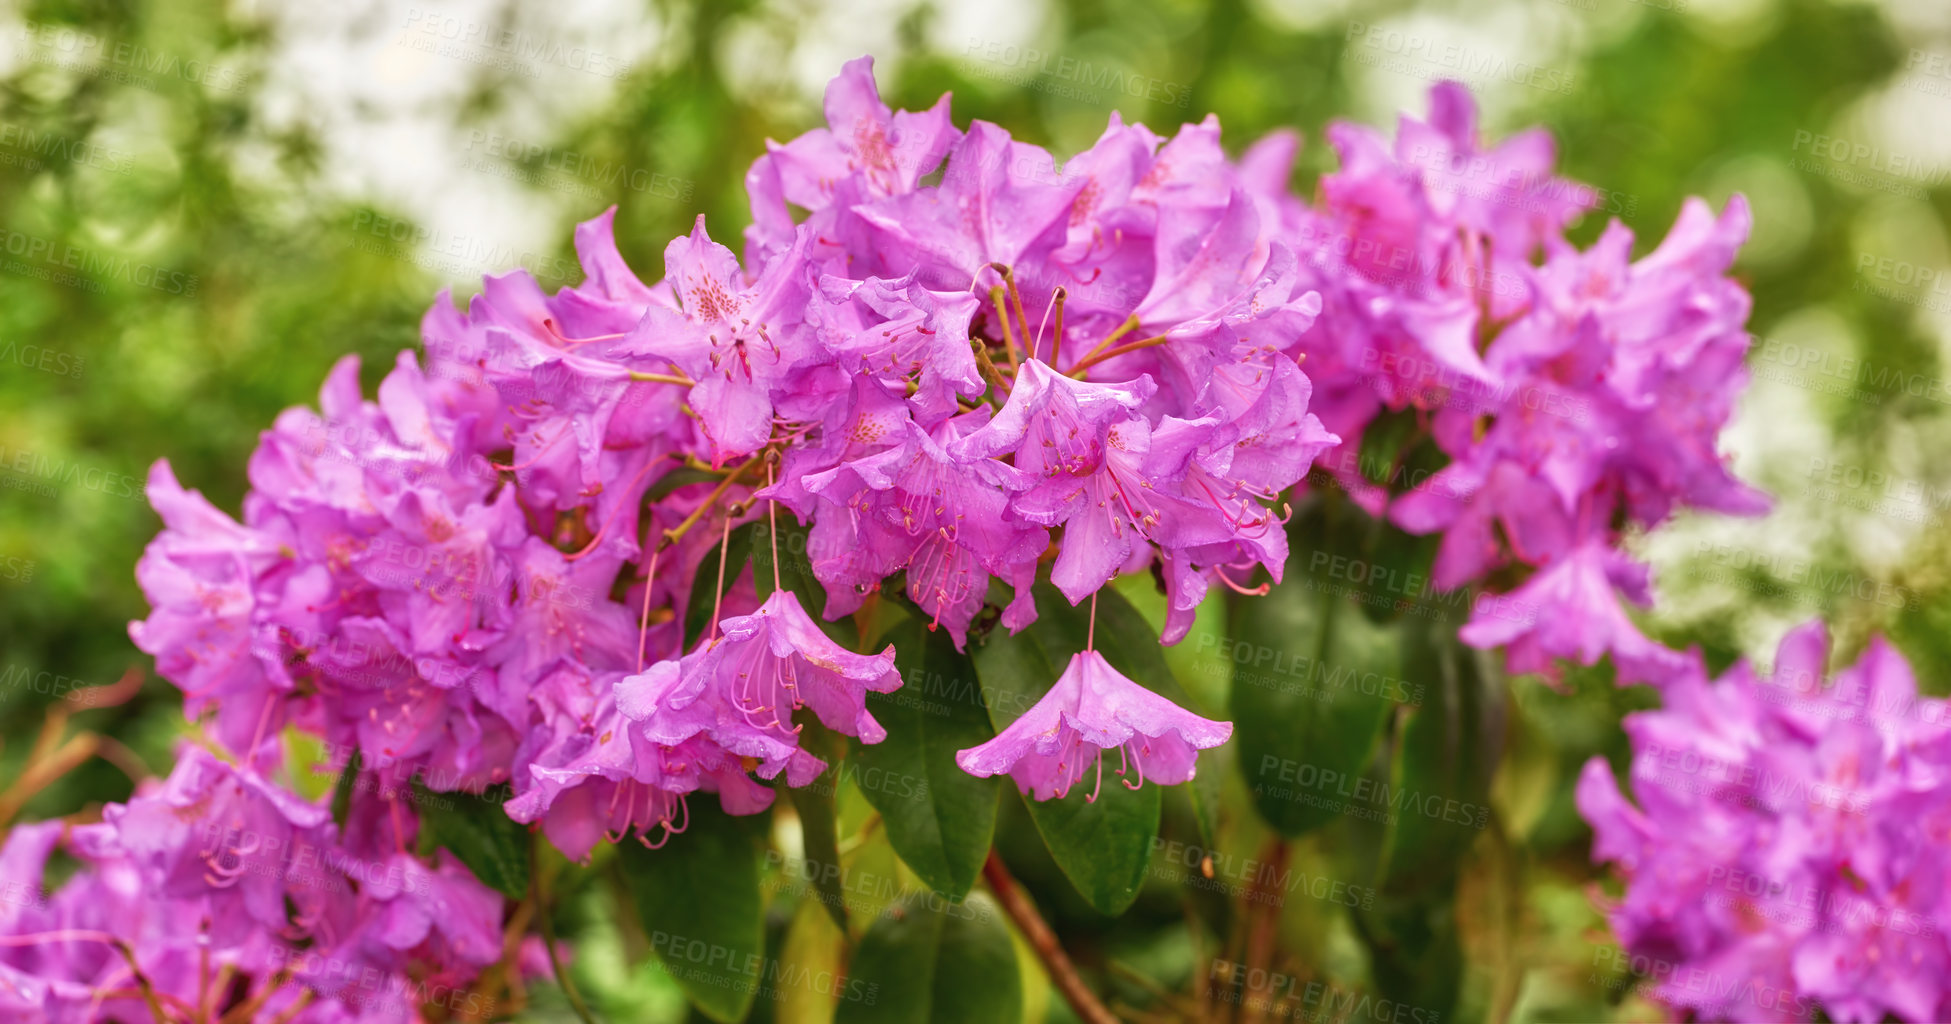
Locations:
1184;749;1223;855
684;520;757;651
849;617;1001;901
1355;615;1508;1024
1228;502;1406;837
647;466;728;502
1360;558;1508;1024
752;517;854;647
777;898;847;1024
1357;896;1464;1024
1377;619;1505;893
618;800;768;1023
971;584;1165;916
414;783;529;900
1356;406;1423;487
784;725;851;929
328;754;359;829
1007;776;1157;916
834;893;1022;1024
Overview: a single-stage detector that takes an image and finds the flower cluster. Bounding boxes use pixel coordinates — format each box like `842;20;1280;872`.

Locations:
1251;82;1765;686
1578;622;1951;1023
12;56;1767;1018
0;747;517;1022
125;51;1308;886
742;57;1340;645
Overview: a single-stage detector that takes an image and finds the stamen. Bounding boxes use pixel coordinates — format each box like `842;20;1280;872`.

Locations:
1054;730;1077;800
540;318;629;347
489;423;572;472
988;283;1021;374
1067;333;1169;379
567;456;665;561
202;848;248;888
1213;568;1271;596
988;262;1033;365
643;791;691;847
1044;287;1067;366
628;371;696;386
1069;313;1140;374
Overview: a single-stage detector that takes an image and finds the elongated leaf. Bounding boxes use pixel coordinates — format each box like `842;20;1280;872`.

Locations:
835;893;1021;1024
777;898;846;1024
414;783;528;900
618;800;768;1023
850;618;1001;900
786;720;851;928
971;584;1165;916
1185;749;1223;854
1358;894;1464;1024
1350;616;1508;1024
1377;619;1505;893
1229;502;1406;837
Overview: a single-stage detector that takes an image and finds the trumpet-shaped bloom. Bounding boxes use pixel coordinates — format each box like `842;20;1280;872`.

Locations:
619;589;903;748
956;650;1231;801
1457;542;1699;688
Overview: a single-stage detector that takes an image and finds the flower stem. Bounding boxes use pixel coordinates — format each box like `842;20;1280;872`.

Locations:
659;458;756;552
1238;836;1290;1024
628;370;696;386
1067;334;1168;379
972;338;1013;399
0;731;98;826
988;284;1022;375
1068;314;1140;373
534;837;601;1024
989;262;1033;366
1087;591;1098;651
982;852;1120;1024
766;457;783;594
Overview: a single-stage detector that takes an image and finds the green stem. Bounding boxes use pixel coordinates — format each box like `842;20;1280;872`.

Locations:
533;837;602;1024
1067;334;1168;378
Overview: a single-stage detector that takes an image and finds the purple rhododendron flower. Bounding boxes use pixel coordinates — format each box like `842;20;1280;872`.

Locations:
1578;622;1951;1023
1263;81;1764;688
621;589;901;749
1458;543;1701;688
72;51;1778;1012
957;649;1232;801
0;741;512;1020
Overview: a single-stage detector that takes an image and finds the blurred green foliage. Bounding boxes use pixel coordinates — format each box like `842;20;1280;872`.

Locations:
1;0;1945;1020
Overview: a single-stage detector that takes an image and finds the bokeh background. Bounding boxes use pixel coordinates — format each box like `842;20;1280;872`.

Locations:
3;0;1950;1019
